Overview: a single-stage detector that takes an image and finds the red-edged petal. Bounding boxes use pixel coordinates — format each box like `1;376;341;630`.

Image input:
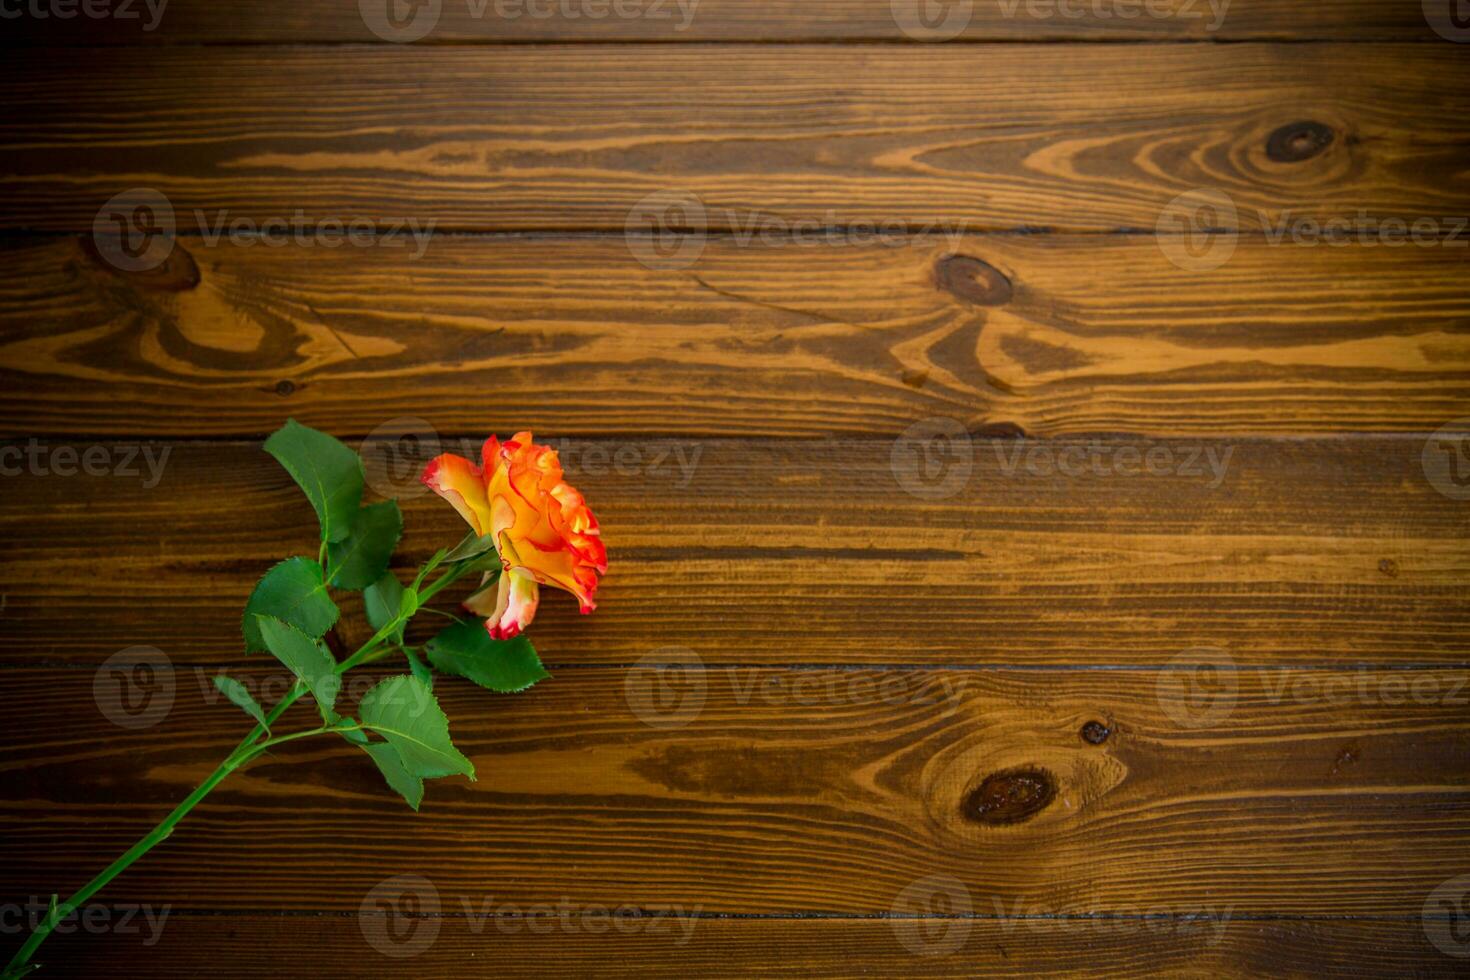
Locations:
485;570;539;639
421;453;494;536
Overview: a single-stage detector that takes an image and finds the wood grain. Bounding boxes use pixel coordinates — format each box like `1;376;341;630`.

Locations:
3;235;1468;439
0;0;1445;44
2;665;1468;915
12;916;1464;979
2;7;1467;975
1;45;1466;233
0;437;1464;668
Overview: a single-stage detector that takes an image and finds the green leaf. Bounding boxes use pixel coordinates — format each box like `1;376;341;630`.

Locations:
363;571;406;634
264;418;364;544
444;531;498;564
326;501;403;589
256;616;341;724
427;619;549;694
463;551;505;575
412;545;452;591
335;715;370;745
403;644;434;690
360;675;475;781
242;557;339;653
213;675;270;732
362;741;424;811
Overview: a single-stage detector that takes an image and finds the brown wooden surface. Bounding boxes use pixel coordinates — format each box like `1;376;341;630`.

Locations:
2;45;1467;234
19;918;1464;979
3;235;1468;438
0;0;1447;44
0;438;1466;667
2;2;1468;977
4;665;1469;914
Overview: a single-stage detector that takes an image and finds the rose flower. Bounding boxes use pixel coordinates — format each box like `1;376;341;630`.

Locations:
422;433;606;639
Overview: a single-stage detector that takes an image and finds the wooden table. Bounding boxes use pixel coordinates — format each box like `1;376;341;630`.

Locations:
1;2;1468;976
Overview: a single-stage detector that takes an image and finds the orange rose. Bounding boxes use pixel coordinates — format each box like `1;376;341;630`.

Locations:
422;433;606;639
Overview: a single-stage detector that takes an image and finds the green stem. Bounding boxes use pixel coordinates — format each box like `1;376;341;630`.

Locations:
0;696;296;978
2;557;476;978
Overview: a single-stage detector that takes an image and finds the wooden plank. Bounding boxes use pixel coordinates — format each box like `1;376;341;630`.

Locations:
3;235;1468;439
1;45;1466;233
12;915;1463;979
0;437;1465;668
0;0;1442;44
2;665;1468;914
